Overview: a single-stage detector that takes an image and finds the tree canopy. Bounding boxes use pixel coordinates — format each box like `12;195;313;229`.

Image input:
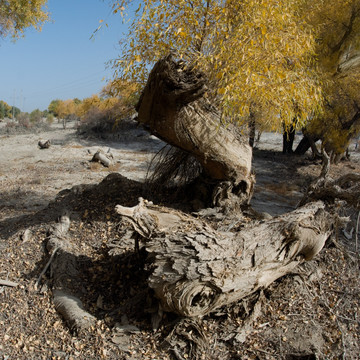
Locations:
0;0;49;40
111;0;360;148
302;0;360;154
111;0;322;130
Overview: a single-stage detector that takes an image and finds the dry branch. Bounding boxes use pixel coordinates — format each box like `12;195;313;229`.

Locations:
116;198;333;317
0;279;18;287
300;173;360;209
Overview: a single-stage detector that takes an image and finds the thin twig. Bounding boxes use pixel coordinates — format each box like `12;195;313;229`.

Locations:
0;279;18;287
355;211;359;254
35;247;59;290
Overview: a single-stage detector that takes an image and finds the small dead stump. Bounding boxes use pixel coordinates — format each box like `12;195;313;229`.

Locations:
38;139;51;149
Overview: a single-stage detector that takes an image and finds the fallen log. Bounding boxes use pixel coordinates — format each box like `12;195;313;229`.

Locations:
135;54;254;206
115;198;333;317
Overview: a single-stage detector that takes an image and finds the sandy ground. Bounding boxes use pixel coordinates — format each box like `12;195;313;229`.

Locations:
0;121;164;220
0;121;359;359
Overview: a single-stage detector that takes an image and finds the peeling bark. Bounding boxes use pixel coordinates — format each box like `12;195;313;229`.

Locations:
116;199;332;317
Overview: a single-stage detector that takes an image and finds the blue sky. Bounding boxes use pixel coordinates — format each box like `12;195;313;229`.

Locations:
0;0;129;112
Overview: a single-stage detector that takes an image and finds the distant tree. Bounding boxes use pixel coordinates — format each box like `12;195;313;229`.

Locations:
48;99;61;117
73;98;82;105
30;109;43;123
17;112;30;127
0;100;7;118
0;100;12;119
11;106;20;118
0;0;49;40
46;113;54;124
56;99;79;129
100;79;139;118
76;95;101;119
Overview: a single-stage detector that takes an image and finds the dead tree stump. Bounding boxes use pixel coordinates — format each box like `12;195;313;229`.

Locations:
116;199;333;317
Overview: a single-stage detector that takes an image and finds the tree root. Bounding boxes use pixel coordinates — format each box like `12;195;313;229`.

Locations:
43;213;96;333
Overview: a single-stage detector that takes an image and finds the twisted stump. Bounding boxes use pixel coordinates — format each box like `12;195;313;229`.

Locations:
135;54;254;207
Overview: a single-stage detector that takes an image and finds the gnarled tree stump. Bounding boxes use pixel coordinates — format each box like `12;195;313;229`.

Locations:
135;54;254;206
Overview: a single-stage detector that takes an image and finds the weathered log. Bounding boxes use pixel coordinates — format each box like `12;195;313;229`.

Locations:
38;139;51;149
45;214;96;332
91;150;112;167
135;54;254;206
116;198;333;317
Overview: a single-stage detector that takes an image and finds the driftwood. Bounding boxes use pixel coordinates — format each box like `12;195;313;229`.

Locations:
38;139;51;149
116;198;333;317
44;214;96;332
135;54;254;206
91;150;112;167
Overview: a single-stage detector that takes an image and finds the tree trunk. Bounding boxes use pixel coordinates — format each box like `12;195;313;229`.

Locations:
294;133;320;156
116;198;333;317
282;123;296;154
135;54;254;206
248;114;256;148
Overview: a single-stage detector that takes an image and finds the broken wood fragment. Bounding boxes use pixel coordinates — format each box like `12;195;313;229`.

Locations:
91;150;112;167
45;213;96;332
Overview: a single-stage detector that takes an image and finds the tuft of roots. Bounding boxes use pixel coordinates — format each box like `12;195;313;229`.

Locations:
146;145;202;188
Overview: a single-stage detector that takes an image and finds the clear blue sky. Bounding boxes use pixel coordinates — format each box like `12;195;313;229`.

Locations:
0;0;128;113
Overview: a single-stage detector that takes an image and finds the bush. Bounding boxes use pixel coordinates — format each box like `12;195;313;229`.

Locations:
30;109;43;123
46;113;54;124
17;112;31;128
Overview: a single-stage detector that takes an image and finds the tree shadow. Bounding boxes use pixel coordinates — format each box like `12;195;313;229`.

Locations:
0;172;190;241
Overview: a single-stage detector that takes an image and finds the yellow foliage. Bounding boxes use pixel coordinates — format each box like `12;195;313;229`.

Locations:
302;0;360;154
110;0;323;131
0;0;49;40
56;99;78;119
76;95;101;118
